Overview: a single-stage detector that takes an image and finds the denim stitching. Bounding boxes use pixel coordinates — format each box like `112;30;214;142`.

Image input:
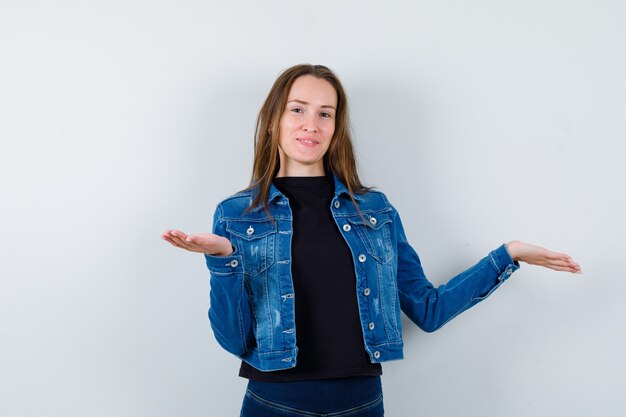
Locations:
489;251;502;274
245;389;318;416
263;271;273;347
376;262;392;342
326;392;383;416
245;389;383;417
237;277;247;353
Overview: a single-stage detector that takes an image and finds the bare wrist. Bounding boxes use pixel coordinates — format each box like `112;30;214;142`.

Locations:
216;238;234;257
506;240;520;261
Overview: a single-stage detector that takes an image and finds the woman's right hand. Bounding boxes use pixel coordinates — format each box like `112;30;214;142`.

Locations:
161;229;234;256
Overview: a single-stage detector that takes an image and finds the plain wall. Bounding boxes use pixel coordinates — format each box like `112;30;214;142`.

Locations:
1;1;625;416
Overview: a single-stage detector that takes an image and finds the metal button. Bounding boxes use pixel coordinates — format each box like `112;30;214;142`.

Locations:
229;260;239;268
373;351;380;359
363;288;371;296
343;224;351;232
334;201;340;208
368;322;375;331
358;254;366;262
506;268;512;275
369;216;377;225
246;226;254;236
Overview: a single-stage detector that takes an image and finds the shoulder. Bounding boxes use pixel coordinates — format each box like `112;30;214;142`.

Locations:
353;187;395;214
213;188;255;221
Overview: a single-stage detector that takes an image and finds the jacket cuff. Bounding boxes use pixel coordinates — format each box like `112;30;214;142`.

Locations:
204;247;243;274
489;244;520;281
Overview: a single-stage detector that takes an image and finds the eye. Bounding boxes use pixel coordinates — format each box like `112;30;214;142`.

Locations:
290;107;303;113
320;112;332;119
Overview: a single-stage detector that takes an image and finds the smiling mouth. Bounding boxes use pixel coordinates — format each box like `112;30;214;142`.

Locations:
297;138;319;145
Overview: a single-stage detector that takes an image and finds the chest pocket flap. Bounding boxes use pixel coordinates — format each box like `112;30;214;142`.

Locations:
227;220;277;240
347;212;394;264
226;220;277;275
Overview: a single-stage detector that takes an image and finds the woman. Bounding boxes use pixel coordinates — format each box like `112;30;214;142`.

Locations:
162;64;581;416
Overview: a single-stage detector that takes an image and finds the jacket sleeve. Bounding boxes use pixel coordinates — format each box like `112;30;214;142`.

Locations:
392;205;520;333
204;203;254;356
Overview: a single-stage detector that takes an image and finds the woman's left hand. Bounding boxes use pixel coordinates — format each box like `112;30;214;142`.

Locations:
506;240;582;274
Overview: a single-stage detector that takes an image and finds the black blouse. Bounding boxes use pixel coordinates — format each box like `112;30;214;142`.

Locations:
239;174;382;381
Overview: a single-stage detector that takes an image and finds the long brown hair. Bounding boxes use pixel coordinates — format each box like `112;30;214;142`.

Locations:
246;64;370;218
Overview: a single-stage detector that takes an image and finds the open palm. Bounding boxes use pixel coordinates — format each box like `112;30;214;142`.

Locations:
161;229;233;256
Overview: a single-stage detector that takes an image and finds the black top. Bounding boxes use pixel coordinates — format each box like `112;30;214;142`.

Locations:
239;174;382;381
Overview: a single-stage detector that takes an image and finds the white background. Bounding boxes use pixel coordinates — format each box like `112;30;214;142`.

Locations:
1;1;624;416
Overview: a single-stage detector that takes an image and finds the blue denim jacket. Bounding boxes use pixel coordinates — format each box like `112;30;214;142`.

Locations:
204;174;520;372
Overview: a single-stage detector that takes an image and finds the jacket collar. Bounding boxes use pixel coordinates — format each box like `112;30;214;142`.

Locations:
250;172;363;212
331;172;364;202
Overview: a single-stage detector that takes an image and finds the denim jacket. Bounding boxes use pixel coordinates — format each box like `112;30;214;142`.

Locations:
204;174;520;372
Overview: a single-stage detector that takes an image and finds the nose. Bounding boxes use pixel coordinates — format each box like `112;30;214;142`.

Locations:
302;114;318;133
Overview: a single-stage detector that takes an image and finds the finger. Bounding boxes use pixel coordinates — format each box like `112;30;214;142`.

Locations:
170;241;186;250
184;234;213;246
546;259;577;268
162;230;178;241
545;264;573;272
162;233;182;245
166;235;202;252
168;233;194;250
554;256;581;270
163;236;186;250
181;237;204;251
186;233;218;247
170;230;189;240
171;232;211;253
172;231;203;250
550;262;582;273
546;253;582;272
568;260;582;270
545;264;581;273
162;232;176;242
546;251;573;261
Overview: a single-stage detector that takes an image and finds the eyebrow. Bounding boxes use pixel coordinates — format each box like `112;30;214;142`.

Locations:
287;100;336;110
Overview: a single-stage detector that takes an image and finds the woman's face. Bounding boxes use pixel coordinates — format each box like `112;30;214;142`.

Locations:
275;75;337;177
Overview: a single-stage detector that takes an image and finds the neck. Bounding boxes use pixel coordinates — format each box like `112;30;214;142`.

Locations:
275;163;325;178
